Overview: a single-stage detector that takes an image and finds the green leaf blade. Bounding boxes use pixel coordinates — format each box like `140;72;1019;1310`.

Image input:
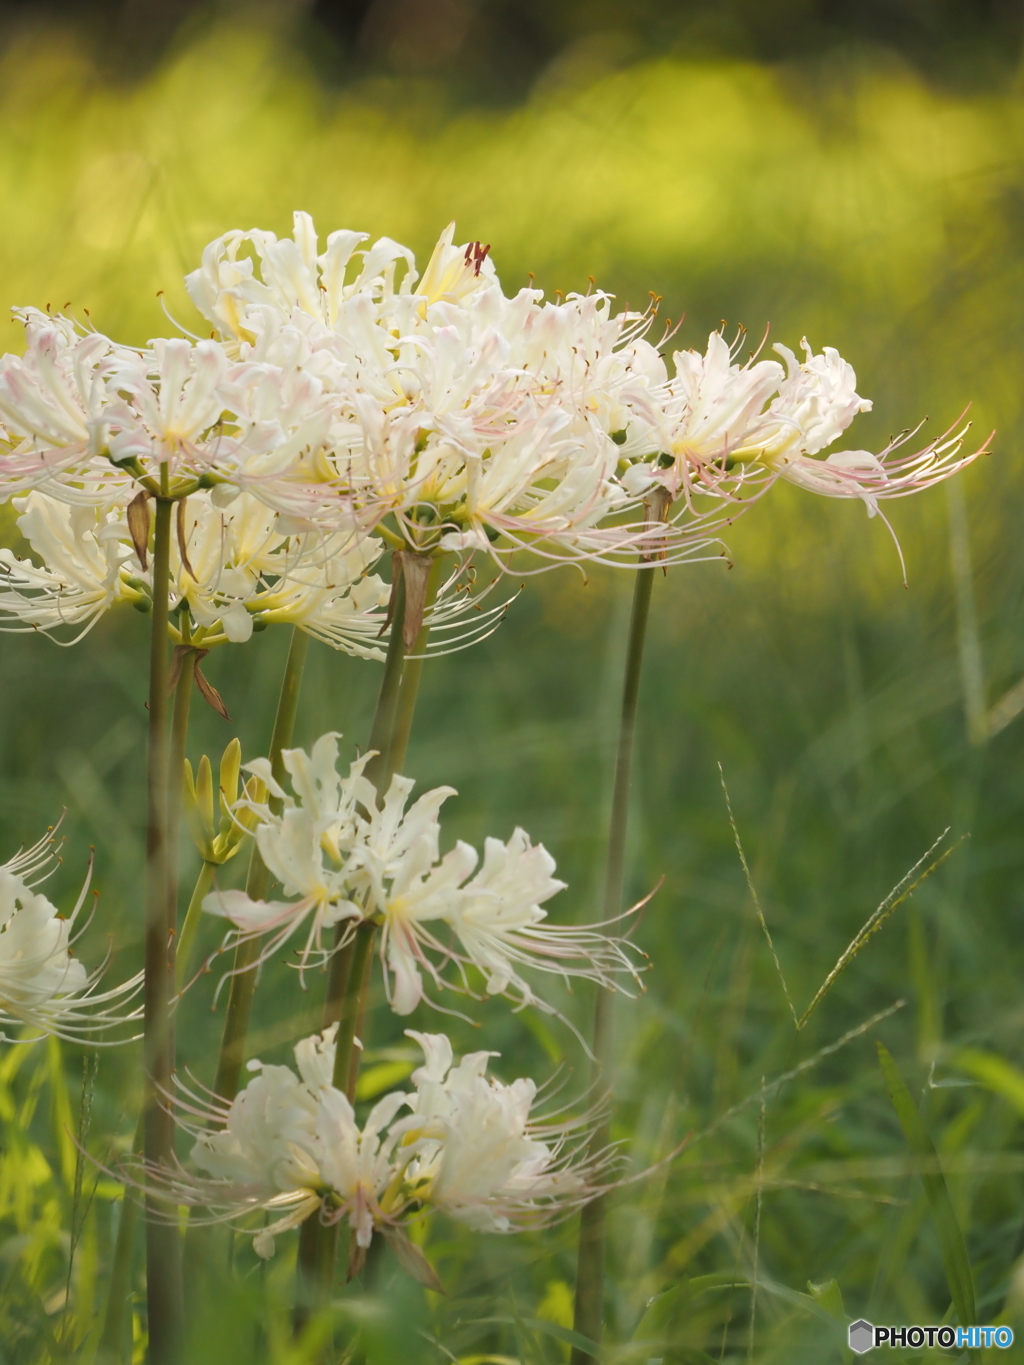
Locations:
876;1042;976;1329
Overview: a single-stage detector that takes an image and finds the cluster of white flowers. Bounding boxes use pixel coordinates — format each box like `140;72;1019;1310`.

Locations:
0;828;142;1042
0;213;977;660
203;731;643;1015
0;213;987;1298
166;1026;598;1267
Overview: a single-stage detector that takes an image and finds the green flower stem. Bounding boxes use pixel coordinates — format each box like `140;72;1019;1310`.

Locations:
143;493;184;1365
165;647;195;1067
571;562;657;1365
363;562;408;793
332;923;378;1098
292;1216;323;1337
96;1114;144;1365
213;626;310;1103
300;922;378;1334
388;555;444;778
175;861;215;994
168;645;196;901
300;553;431;1331
313;550;411;1074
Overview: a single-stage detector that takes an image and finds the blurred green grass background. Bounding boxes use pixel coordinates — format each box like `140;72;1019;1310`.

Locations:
4;4;1024;1361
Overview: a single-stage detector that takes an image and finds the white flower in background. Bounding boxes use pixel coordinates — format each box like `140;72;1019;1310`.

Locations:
160;1028;604;1269
0;827;142;1042
0;221;988;584
0;314;225;501
204;732;644;1015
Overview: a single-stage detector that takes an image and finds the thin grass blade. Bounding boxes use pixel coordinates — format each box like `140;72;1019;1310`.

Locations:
876;1042;976;1330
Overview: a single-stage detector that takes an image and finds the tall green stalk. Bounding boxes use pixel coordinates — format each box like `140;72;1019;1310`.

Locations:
213;626;310;1103
306;923;377;1306
297;551;435;1333
174;861;215;994
388;555;443;777
97;1113;145;1365
143;493;184;1365
363;566;408;792
164;647;195;1070
571;562;657;1365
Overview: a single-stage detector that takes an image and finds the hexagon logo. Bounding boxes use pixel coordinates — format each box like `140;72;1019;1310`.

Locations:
848;1319;875;1354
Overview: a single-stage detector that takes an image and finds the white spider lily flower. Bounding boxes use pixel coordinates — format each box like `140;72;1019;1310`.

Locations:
184;213;736;571
414;224;495;310
0;312;114;487
347;778;643;1015
311;1086;412;1254
346;774;468;1014
0;493;145;642
736;340;988;525
206;733;643;1016
0;313;230;500
162;1025;418;1262
0;828;142;1042
398;1030;599;1233
190;1059;321;1191
620;330;785;505
100;336;229;469
202;734;373;974
0;310;356;525
625;331;988;538
753;340;873;463
0;484;395;654
448;828;642;1007
0;478;502;659
171;492;388;650
185;213;417;343
157;1027;605;1268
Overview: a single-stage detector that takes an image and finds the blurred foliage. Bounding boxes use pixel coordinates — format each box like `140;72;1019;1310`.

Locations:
3;0;1024;98
3;9;1024;1364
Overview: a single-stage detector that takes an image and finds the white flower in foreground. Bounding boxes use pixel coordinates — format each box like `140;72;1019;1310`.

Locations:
204;733;644;1016
0;828;142;1042
202;737;450;982
203;733;372;975
160;1028;605;1270
0;482;505;660
185;212;736;571
0;309;357;525
400;1030;592;1233
0;486;390;650
0;494;144;643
